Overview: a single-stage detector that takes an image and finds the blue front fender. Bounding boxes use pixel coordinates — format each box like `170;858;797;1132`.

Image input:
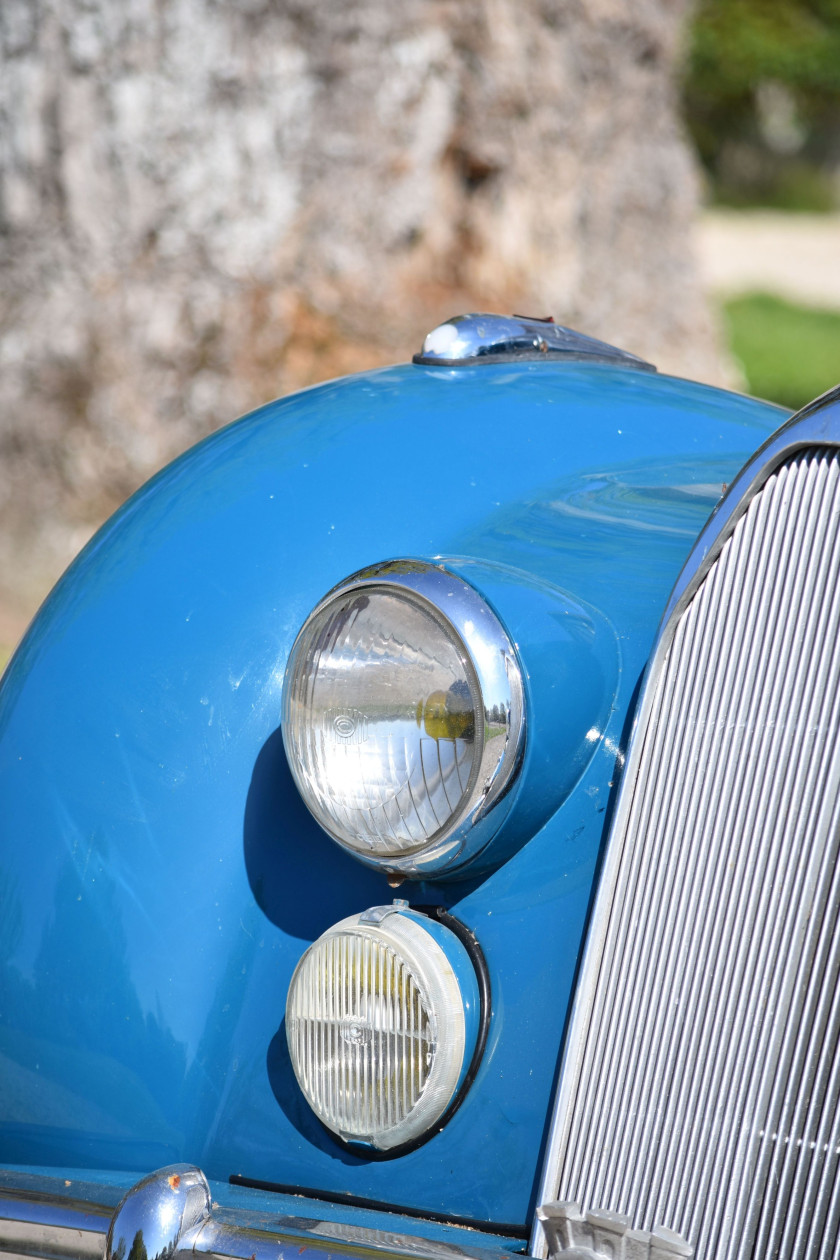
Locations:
0;360;785;1226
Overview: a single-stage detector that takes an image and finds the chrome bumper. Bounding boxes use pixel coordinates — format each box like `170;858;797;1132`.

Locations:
0;1167;515;1260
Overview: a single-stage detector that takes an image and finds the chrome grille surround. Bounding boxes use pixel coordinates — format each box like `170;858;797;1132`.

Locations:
532;388;840;1260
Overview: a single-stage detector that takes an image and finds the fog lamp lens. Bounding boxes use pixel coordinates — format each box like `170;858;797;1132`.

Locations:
285;905;477;1150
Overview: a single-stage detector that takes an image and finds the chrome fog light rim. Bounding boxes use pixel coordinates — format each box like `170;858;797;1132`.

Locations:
282;559;525;878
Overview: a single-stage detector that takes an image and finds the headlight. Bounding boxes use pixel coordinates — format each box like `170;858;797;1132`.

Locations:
285;903;481;1151
282;560;525;878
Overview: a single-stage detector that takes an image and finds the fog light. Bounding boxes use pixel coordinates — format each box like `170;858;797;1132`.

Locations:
285;903;479;1151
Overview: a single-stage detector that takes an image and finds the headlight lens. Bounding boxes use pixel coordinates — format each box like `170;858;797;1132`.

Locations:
285;904;479;1150
282;560;524;877
284;586;481;856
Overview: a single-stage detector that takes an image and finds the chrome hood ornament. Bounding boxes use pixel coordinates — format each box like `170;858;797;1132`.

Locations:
413;313;655;370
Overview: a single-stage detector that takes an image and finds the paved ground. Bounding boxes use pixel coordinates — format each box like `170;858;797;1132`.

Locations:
698;208;840;309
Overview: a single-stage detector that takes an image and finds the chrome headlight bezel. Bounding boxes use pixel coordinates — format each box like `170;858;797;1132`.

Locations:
282;559;525;879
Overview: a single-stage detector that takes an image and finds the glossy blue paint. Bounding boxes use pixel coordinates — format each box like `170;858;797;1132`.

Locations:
440;557;619;876
0;361;786;1226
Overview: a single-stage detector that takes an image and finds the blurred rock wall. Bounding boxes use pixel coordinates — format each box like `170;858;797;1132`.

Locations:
0;0;721;640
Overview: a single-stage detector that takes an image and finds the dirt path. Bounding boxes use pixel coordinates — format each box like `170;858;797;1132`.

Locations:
698;209;840;309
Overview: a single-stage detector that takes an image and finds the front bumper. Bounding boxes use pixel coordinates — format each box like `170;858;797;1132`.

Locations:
0;1167;518;1260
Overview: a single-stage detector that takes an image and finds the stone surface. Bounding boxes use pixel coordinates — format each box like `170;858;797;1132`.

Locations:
0;0;722;645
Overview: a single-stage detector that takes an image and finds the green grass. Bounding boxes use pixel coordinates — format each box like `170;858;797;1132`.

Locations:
724;292;840;411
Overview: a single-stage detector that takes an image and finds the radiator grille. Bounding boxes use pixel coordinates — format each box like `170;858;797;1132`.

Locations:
553;448;840;1260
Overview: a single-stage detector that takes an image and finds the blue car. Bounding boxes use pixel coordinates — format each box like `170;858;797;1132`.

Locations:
1;314;838;1260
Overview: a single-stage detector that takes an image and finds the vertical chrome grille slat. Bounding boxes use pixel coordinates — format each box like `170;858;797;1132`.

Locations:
772;850;840;1254
639;512;786;1227
733;459;840;1249
632;466;809;1238
703;459;840;1254
647;477;805;1244
547;446;840;1260
574;547;735;1203
746;481;840;1253
600;477;792;1223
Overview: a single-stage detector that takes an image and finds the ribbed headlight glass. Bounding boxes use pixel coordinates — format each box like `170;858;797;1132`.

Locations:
282;561;525;877
285;905;478;1150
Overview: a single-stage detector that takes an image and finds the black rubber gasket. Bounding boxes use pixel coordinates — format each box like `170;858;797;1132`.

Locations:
415;905;492;1120
227;1174;527;1240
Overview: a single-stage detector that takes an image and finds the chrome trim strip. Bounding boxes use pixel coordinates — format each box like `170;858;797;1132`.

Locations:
0;1169;512;1260
529;384;840;1258
0;1201;107;1260
0;1183;110;1260
196;1214;506;1260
